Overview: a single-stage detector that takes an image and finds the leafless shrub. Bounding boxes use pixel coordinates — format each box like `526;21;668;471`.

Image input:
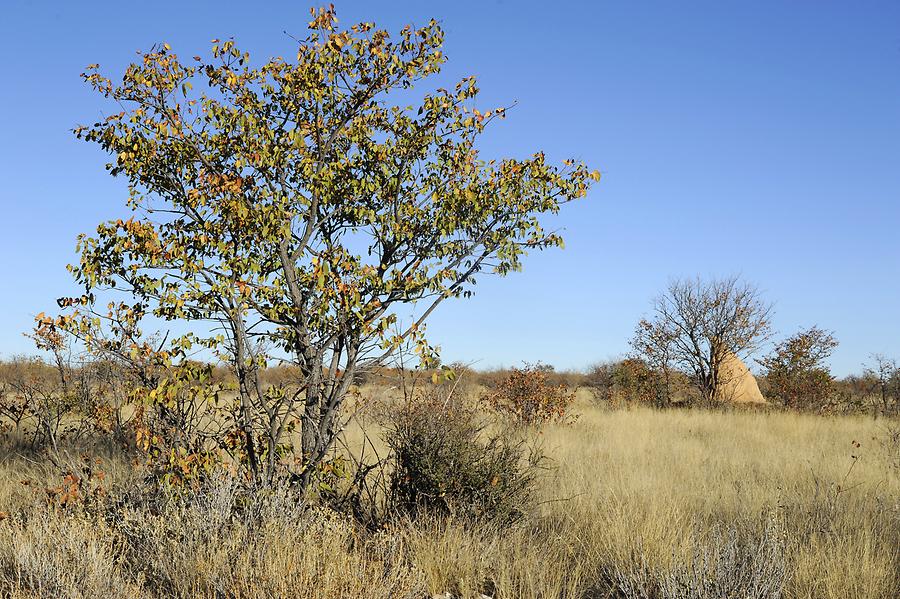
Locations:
877;423;900;472
0;355;78;452
123;473;427;597
865;354;900;416
661;515;788;599
610;513;789;599
0;511;141;598
786;451;864;539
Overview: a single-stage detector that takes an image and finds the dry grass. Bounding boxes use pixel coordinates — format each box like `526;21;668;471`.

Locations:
0;392;897;598
531;402;899;598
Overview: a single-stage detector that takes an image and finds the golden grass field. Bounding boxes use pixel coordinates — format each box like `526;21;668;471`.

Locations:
0;390;898;598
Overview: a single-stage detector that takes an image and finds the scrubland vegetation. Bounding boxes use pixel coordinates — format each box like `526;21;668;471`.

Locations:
0;362;898;598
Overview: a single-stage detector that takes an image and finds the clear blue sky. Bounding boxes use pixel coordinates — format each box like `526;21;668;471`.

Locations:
1;1;898;375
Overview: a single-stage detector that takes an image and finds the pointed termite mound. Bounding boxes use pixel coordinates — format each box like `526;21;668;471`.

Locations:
719;352;767;404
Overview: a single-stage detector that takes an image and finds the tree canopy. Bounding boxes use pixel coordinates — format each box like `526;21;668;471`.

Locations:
45;6;598;485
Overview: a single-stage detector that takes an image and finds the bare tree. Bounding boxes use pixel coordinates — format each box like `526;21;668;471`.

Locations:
633;276;773;404
865;354;899;416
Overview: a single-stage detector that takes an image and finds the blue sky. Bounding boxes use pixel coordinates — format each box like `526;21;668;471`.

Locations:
0;1;898;375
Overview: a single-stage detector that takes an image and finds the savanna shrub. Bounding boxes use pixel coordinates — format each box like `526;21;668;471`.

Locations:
585;358;679;408
483;363;576;425
386;388;541;525
584;361;618;405
611;512;789;599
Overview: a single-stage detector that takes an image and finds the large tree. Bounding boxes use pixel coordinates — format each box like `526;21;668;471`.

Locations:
632;276;773;404
52;6;598;486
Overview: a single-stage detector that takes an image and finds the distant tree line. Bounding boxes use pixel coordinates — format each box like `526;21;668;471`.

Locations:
602;275;899;415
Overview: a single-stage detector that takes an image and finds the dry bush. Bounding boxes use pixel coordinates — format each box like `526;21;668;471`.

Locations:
584;361;618;405
585;358;660;407
0;511;142;599
0;355;81;451
482;363;576;425
877;422;900;472
0;351;145;456
473;366;585;391
584;358;702;408
0;474;426;599
610;513;788;599
385;387;542;525
113;479;424;598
